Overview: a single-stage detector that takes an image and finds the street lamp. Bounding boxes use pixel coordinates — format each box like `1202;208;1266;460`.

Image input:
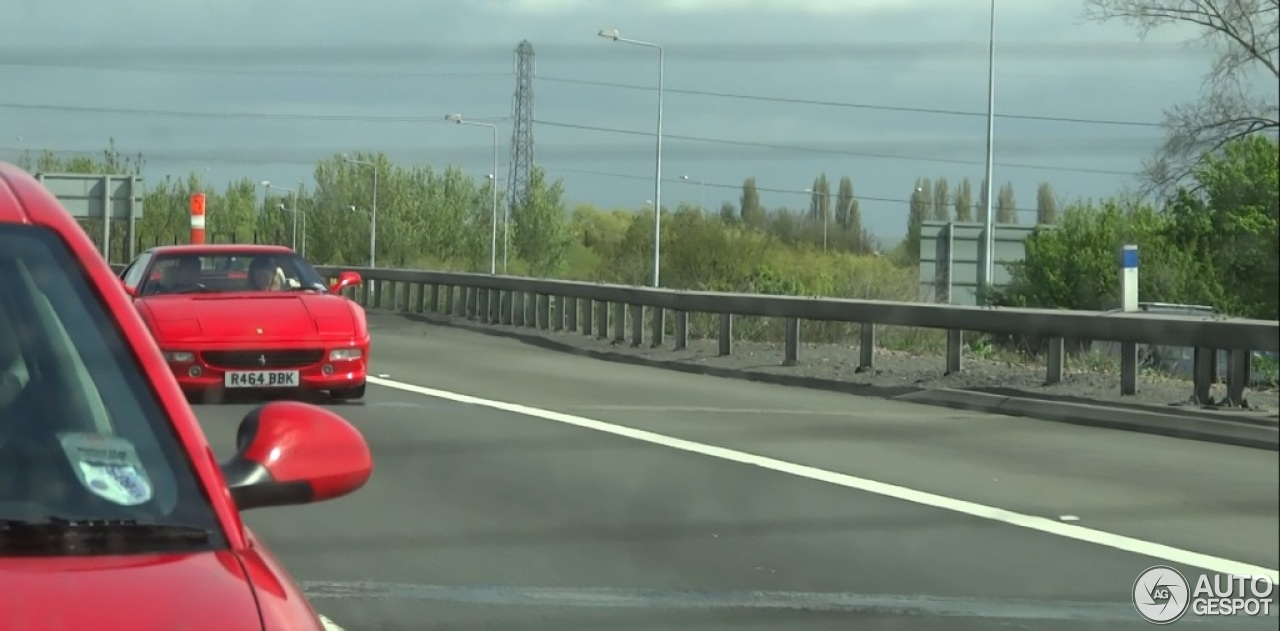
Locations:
804;187;830;252
277;202;307;257
599;28;664;287
342;153;379;268
979;0;997;291
681;174;704;213
445;113;502;275
261;180;300;251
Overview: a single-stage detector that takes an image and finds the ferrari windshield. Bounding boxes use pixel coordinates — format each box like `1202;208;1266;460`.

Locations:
0;225;223;553
136;251;329;297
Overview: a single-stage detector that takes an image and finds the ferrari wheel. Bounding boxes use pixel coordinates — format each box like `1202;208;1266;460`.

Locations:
330;382;366;401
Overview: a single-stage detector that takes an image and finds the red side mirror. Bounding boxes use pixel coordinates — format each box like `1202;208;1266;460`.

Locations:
329;270;362;294
220;401;373;511
120;278;137;297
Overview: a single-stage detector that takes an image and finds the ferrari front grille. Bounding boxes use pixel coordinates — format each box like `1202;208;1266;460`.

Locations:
201;349;325;369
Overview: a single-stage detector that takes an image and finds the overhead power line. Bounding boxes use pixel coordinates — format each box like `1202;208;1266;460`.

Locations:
533;119;1137;176
0;61;512;78
0;101;509;124
536;76;1164;128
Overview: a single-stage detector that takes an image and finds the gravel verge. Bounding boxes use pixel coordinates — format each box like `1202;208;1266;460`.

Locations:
393;310;1279;423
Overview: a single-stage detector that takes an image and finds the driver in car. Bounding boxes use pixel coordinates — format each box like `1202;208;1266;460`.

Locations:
166;257;203;291
248;257;284;291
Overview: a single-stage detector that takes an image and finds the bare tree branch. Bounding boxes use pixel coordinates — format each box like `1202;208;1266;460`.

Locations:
1083;0;1279;196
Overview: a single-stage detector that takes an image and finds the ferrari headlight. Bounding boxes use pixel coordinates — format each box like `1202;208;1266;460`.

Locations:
164;351;195;363
329;348;363;361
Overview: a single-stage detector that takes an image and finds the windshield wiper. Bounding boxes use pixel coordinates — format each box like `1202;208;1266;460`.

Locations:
0;517;213;555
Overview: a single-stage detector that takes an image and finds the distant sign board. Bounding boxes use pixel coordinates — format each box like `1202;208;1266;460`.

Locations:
35;172;144;263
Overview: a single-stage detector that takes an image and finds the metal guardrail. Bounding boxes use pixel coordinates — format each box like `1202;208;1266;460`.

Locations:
312;266;1278;407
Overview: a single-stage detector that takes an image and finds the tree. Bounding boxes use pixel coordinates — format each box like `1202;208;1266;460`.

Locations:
993;200;1217;312
718;201;738;225
740;177;765;228
512;167;571;277
1163;134;1279;319
1084;0;1279;193
976;178;991;224
1036;182;1059;224
997;182;1017;223
954;178;974;222
905;179;932;263
808;173;831;225
932;177;950;221
834;176;854;228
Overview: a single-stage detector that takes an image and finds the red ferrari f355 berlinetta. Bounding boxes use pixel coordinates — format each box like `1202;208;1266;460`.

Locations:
117;244;369;402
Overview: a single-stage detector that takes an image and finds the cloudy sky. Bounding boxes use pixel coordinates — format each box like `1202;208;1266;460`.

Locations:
0;0;1216;241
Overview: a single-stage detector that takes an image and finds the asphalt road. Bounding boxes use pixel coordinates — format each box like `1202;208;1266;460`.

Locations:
190;312;1279;630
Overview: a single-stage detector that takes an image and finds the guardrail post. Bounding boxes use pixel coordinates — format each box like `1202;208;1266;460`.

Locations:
359;281;370;307
538;295;551;329
629;304;644;347
502;291;514;325
478;287;489;320
945;329;963;374
389;282;399;309
415;284;426;313
1192;347;1214;404
513;292;526;326
429;284;440;312
595;300;608;339
1045;338;1064;385
673;311;688;350
1120;342;1138;395
399;282;410;311
525;292;538;328
565;296;578;332
443;286;455;315
718;314;732;356
488;289;500;323
783;318;800;366
582;299;593;336
1225;349;1250;406
552;296;565;331
612;303;626;343
463;287;476;319
651;308;665;347
857;324;875;372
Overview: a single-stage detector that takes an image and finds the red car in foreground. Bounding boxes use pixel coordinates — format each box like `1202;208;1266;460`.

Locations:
0;162;373;630
117;243;369;402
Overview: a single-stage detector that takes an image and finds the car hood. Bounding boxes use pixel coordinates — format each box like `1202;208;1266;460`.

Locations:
0;550;262;631
139;293;356;343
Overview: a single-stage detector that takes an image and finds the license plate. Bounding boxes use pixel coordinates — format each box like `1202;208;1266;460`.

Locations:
224;370;300;388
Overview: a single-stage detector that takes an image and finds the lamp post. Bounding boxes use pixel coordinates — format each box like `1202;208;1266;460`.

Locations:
979;0;997;291
445;113;501;275
261;181;299;250
342;154;379;268
680;174;704;213
804;187;830;252
277;202;307;257
599;28;664;287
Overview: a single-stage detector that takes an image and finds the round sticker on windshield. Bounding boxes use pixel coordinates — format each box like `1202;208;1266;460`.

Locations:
57;432;154;506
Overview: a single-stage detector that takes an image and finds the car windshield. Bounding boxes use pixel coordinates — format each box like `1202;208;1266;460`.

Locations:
0;225;223;552
137;251;328;297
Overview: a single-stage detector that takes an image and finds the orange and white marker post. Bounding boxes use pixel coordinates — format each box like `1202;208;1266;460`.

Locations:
190;193;206;244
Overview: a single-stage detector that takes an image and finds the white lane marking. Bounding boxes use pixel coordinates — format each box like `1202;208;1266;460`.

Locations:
318;613;346;631
367;375;1280;582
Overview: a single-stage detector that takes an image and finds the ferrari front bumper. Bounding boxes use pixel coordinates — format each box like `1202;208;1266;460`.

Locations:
161;343;368;392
